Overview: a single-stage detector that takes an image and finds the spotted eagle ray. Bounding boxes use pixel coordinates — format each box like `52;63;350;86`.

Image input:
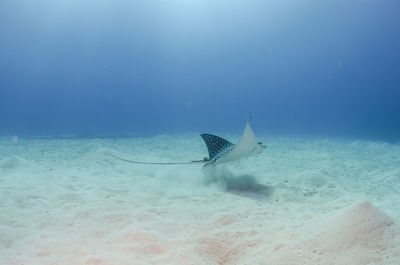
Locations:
108;118;265;167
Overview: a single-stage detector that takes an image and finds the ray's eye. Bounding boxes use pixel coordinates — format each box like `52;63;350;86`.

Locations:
258;142;266;149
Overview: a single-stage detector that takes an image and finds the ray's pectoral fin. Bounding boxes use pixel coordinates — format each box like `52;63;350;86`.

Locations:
217;121;265;164
200;134;235;160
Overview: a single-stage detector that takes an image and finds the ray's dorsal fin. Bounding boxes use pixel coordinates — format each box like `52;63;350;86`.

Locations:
200;134;235;160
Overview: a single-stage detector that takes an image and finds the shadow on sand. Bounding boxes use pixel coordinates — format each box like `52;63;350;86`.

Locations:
204;167;274;201
223;174;274;201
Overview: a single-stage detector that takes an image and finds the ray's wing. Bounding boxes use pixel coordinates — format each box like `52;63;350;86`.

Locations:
215;121;261;164
200;134;235;160
235;121;259;154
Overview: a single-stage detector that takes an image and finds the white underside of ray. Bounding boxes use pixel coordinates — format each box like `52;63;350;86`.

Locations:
214;121;262;165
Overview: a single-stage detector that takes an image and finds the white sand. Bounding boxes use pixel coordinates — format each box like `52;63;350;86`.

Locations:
1;135;399;265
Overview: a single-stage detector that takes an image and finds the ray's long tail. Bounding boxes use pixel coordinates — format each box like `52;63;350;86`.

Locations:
106;153;209;165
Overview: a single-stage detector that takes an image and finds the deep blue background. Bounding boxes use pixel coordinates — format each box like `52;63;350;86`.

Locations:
1;0;399;140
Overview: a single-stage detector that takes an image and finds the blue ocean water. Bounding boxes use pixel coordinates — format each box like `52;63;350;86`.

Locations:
0;0;399;140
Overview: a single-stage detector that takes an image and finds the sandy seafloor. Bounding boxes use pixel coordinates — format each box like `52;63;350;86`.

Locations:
1;134;400;265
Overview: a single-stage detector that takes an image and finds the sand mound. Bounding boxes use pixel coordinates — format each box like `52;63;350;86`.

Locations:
252;200;399;265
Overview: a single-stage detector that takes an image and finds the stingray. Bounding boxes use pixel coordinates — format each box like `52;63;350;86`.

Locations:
108;118;266;167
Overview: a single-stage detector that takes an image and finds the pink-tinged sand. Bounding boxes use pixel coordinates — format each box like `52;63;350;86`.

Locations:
249;200;398;265
3;200;399;265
